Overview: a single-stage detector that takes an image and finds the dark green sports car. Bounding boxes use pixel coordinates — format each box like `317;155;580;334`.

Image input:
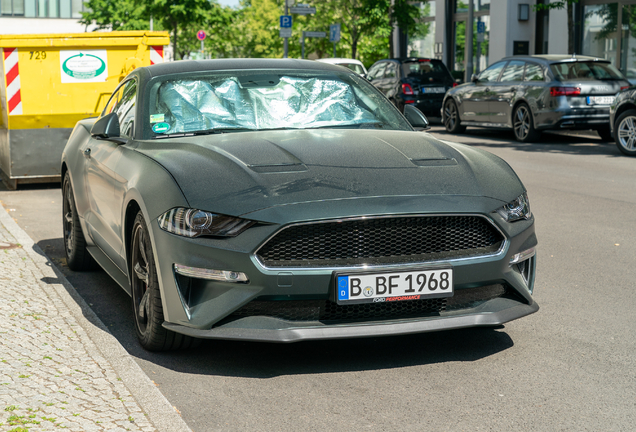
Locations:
61;59;538;351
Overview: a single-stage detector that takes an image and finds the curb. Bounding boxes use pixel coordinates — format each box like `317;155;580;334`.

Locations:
0;205;192;432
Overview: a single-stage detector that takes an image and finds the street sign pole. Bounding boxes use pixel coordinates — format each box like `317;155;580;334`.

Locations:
284;3;288;58
333;42;336;58
329;24;340;58
301;32;305;59
197;30;206;60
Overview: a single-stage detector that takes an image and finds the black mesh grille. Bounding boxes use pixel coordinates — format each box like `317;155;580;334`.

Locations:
257;216;504;268
219;285;506;324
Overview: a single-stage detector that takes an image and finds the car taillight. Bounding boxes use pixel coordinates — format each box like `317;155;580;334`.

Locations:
621;86;630;91
402;83;415;95
405;100;415;104
550;86;581;97
453;82;458;87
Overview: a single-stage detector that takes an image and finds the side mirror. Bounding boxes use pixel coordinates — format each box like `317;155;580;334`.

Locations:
403;105;430;130
471;74;479;83
90;112;126;143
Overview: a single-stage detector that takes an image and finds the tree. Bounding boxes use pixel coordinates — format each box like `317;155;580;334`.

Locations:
534;0;579;54
79;0;151;31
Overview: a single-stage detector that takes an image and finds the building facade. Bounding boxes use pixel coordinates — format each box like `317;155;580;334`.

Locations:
0;0;96;33
406;0;636;81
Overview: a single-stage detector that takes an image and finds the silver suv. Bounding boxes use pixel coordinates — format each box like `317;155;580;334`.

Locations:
442;55;630;142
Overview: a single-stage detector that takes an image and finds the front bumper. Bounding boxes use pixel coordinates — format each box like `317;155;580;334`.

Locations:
149;197;538;342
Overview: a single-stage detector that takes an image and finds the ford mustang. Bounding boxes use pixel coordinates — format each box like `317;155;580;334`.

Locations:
61;59;538;351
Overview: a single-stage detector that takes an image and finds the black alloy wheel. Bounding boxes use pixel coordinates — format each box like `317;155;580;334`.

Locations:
443;99;466;133
614;109;636;156
130;211;199;351
62;173;95;271
512;104;540;143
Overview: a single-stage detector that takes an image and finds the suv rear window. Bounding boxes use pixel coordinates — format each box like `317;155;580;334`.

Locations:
401;60;450;84
550;61;624;81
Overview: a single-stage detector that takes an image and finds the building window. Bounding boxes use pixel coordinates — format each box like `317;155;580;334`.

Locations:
452;0;491;75
3;0;83;17
409;1;437;58
1;0;25;16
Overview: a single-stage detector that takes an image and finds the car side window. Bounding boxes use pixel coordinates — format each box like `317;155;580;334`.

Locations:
500;60;525;82
479;62;505;82
524;63;545;82
103;86;125;116
385;62;397;80
367;63;387;81
112;80;137;138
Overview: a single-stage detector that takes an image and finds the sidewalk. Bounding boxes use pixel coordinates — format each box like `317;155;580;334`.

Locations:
0;206;191;431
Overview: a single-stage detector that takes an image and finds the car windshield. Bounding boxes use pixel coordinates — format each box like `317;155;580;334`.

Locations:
146;69;410;138
550;61;625;81
401;60;450;84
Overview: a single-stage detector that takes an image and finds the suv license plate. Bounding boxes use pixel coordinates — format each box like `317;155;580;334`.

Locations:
336;268;453;304
587;96;615;105
422;87;446;94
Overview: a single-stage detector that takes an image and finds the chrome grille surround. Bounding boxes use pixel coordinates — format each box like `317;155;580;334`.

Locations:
253;214;507;271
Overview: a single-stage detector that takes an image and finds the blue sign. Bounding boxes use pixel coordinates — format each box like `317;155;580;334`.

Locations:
477;21;485;33
280;15;292;28
337;276;349;301
329;23;341;43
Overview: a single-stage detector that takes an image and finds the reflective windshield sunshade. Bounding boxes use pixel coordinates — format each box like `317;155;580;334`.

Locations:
158;208;254;238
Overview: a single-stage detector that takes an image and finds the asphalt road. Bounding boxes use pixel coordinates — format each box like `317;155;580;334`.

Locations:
1;125;635;431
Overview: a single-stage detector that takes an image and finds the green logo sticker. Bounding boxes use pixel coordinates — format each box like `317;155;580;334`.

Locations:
62;53;106;80
150;114;165;124
152;122;171;133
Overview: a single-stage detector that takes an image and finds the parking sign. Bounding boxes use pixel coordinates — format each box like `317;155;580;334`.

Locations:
280;15;292;28
329;23;341;43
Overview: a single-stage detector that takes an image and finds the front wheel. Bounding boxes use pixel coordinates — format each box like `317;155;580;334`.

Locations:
130;211;199;351
512;104;540;142
62;172;96;271
443;99;466;133
614;109;636;156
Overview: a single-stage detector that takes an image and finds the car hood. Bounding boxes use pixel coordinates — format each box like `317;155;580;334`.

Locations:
133;129;523;218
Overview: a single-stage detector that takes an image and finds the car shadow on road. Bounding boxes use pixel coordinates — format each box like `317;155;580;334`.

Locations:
128;327;515;379
429;127;626;157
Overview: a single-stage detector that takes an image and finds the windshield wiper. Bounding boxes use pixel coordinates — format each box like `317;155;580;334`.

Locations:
152;127;255;139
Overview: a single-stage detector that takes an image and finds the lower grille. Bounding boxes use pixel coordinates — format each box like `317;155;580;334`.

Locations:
219;284;506;324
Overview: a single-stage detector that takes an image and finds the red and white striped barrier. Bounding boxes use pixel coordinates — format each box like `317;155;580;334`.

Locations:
3;48;23;115
150;46;164;65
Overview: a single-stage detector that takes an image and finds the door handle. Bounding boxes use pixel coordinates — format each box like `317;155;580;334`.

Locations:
83;148;91;158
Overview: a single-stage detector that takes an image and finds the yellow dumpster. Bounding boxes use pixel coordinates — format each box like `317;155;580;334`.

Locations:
0;31;170;189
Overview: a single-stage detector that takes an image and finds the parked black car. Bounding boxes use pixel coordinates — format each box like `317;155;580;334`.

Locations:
609;86;636;156
442;55;630;142
367;58;456;116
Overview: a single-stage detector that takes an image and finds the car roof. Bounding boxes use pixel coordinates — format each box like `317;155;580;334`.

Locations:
500;54;610;64
377;58;444;64
143;58;352;78
316;58;364;65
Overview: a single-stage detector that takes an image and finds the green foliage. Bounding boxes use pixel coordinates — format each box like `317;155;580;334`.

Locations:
533;0;578;11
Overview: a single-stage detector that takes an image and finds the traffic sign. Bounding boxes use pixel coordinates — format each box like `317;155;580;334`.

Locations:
329;23;341;43
290;6;315;14
477;21;485;33
196;30;206;41
304;31;326;38
280;28;292;38
280;15;292;28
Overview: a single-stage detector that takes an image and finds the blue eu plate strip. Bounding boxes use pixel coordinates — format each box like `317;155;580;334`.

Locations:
337;276;349;301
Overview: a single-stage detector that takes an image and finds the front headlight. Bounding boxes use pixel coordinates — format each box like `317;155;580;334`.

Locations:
157;208;255;238
496;193;532;222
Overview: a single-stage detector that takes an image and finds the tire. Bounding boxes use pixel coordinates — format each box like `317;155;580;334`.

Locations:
614;109;636;156
512;103;541;143
130;211;200;351
443;99;466;133
62;173;96;271
596;127;613;142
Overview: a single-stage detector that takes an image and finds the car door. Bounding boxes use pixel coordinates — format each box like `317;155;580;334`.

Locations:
459;61;505;123
489;60;525;125
82;79;136;272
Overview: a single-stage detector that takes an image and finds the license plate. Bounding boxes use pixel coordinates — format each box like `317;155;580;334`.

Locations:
587;96;615;105
422;87;446;94
336;268;453;304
